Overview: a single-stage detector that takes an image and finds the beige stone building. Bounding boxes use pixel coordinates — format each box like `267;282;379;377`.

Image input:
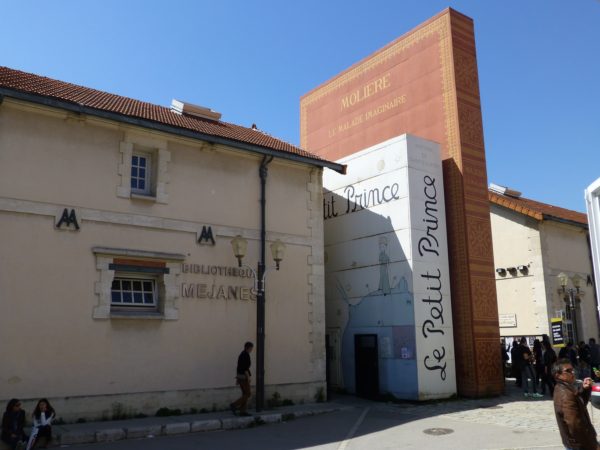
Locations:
489;185;598;346
0;66;343;421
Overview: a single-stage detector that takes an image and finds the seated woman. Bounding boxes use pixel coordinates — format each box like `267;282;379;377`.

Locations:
1;399;27;450
26;399;55;450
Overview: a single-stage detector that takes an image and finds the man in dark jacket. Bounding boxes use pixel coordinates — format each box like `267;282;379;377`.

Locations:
230;342;253;417
511;339;523;387
552;358;599;450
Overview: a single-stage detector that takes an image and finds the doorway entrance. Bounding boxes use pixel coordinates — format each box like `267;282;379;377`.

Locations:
354;334;379;398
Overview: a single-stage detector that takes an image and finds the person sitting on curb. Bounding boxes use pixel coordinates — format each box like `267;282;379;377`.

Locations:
26;399;55;450
1;399;27;450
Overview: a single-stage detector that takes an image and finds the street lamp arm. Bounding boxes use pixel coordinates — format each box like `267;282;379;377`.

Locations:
237;263;279;292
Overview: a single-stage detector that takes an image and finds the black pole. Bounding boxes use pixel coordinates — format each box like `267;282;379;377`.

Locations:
256;156;272;412
570;290;579;345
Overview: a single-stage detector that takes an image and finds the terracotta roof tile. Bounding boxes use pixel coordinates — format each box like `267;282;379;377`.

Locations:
489;190;587;226
0;66;332;166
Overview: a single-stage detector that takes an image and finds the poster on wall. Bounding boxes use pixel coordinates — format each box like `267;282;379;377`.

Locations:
551;318;564;347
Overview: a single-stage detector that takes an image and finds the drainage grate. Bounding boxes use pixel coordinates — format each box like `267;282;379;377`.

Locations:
423;428;454;436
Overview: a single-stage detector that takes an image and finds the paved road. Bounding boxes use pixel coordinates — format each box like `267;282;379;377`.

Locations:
62;385;586;450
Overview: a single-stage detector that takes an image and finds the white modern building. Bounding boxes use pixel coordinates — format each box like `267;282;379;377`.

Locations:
324;134;457;400
585;178;600;314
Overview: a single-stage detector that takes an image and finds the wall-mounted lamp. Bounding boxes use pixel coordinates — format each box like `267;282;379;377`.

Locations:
517;265;529;274
496;268;506;276
506;267;517;275
230;235;286;412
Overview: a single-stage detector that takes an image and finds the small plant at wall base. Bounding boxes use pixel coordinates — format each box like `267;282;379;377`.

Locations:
248;417;266;428
111;402;128;421
267;392;282;408
155;407;182;417
267;391;294;408
314;387;326;403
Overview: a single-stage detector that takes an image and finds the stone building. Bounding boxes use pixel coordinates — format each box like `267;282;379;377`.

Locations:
489;184;598;346
0;66;343;420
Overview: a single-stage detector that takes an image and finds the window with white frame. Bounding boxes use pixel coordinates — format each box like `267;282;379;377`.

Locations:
117;135;170;203
111;275;157;311
131;152;152;195
93;247;183;320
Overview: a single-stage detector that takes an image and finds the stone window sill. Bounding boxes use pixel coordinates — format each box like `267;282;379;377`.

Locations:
110;311;164;320
131;193;157;202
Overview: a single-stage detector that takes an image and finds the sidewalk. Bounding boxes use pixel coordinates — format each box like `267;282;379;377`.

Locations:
36;401;353;447
16;379;600;448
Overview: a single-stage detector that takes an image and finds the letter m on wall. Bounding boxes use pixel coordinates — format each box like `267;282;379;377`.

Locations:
55;208;80;230
197;226;216;245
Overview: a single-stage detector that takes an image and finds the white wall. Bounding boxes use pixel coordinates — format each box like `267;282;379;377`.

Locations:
324;134;456;400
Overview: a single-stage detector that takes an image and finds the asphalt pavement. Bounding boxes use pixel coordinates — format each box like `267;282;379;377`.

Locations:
15;379;600;449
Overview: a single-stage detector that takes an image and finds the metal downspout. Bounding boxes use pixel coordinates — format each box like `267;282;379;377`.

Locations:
256;155;273;412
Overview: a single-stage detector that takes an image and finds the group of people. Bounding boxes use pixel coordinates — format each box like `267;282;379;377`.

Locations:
503;336;600;399
503;335;600;449
505;335;558;397
1;399;54;450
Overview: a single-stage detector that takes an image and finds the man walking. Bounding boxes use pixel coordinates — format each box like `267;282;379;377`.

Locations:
552;358;599;450
230;342;253;417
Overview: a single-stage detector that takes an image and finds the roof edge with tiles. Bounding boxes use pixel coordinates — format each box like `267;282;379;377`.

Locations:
0;66;346;174
489;190;588;228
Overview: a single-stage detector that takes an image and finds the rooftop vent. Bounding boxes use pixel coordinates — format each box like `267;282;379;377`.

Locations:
489;183;522;198
170;99;221;121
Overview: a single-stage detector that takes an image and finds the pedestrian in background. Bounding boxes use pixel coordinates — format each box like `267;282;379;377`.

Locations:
580;341;593;379
230;341;254;417
552;358;599;450
501;339;509;378
542;340;557;395
511;339;523;387
519;337;543;398
533;339;544;390
559;342;579;374
590;338;600;381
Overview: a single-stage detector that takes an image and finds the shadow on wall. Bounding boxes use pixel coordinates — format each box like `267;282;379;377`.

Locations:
323;188;416;399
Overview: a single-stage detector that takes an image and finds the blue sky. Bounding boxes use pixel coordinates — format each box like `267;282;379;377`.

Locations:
2;1;598;212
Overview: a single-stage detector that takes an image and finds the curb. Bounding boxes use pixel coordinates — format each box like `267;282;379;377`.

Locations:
52;405;349;447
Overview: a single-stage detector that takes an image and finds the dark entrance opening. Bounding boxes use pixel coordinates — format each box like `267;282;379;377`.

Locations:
354;334;379;398
325;334;331;388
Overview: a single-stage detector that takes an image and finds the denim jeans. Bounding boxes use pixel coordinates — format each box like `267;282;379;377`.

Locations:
521;364;537;394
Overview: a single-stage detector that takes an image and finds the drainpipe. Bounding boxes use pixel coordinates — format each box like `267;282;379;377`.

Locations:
256;155;273;412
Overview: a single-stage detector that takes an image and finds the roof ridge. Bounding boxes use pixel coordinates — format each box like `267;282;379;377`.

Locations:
0;65;342;171
488;189;587;225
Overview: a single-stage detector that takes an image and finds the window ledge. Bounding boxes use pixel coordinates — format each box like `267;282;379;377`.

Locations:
110;311;164;320
131;193;157;202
